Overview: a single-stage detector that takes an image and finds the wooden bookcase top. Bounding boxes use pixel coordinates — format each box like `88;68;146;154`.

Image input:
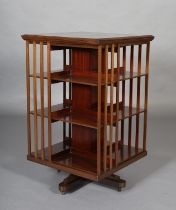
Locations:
21;32;154;45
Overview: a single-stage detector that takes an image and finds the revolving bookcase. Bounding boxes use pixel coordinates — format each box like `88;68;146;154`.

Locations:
22;32;154;193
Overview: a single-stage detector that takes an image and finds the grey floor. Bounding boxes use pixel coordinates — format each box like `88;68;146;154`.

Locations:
0;112;176;210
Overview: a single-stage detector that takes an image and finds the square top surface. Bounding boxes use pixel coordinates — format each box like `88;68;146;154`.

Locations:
22;32;154;46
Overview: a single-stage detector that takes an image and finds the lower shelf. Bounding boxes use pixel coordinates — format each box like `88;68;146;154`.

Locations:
28;141;147;181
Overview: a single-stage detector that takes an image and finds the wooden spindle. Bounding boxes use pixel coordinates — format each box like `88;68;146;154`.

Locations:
97;45;102;176
103;45;108;172
135;45;142;149
109;44;115;170
33;41;38;159
26;41;31;156
40;42;45;160
63;49;66;148
143;43;150;151
69;49;72;141
63;82;66;149
121;47;126;145
115;45;120;166
47;42;52;161
128;45;134;148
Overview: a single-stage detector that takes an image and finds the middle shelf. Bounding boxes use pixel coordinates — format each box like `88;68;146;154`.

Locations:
30;103;144;129
29;69;146;86
51;71;146;86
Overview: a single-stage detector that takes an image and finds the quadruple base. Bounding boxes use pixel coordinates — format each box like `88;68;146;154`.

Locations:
58;173;126;194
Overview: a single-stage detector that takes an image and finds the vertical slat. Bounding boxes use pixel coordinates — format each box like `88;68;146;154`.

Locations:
121;47;126;145
69;49;72;141
40;42;45;160
63;49;66;103
128;45;134;148
97;46;102;176
47;42;52;161
143;43;150;151
103;45;108;172
33;41;38;159
63;49;66;148
135;45;142;149
26;41;31;156
115;45;120;166
109;44;114;170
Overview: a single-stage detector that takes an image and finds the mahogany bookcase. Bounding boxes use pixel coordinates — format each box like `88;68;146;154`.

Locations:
21;32;154;193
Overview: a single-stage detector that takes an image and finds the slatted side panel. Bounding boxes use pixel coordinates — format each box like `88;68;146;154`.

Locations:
97;46;102;176
97;42;151;177
26;41;31;156
143;43;150;151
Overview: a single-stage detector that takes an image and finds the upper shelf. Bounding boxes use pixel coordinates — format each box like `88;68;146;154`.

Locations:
29;70;61;84
29;70;146;86
51;71;146;86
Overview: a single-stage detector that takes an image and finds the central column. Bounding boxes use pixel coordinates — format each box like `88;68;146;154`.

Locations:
71;48;99;160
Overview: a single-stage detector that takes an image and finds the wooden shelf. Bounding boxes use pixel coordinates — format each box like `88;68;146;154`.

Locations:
51;106;144;129
31;140;70;160
30;102;144;129
30;103;71;123
30;104;65;117
116;107;144;121
30;70;61;84
54;112;98;129
51;71;146;86
29;70;71;84
29;142;146;181
29;69;146;86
